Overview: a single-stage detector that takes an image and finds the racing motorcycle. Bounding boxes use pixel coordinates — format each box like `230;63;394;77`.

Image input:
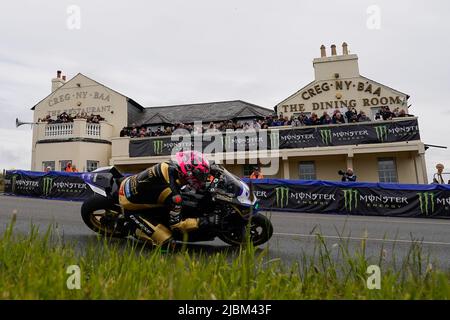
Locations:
80;164;273;247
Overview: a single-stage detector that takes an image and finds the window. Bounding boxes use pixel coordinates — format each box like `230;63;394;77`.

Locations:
86;160;99;172
299;161;316;180
378;158;398;183
59;160;72;171
42;161;55;171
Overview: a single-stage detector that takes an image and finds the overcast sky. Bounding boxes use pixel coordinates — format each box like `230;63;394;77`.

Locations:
1;0;449;181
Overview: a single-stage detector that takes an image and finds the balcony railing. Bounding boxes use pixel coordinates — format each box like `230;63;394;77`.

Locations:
44;123;73;137
38;119;112;141
111;117;421;159
86;123;101;137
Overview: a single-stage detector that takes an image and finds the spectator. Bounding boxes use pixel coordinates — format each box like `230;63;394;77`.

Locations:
433;163;445;184
339;168;357;182
249;166;264;179
65;162;74;172
307;113;320;126
374;112;383;121
291;116;302;127
380;106;393;120
72;165;79;173
45;166;52;173
398;109;408;117
319;112;332;125
332;112;345;124
120;127;128;137
357;111;371;122
345;108;358;123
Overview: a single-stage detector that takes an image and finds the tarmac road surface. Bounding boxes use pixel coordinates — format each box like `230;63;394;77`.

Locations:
1;195;449;269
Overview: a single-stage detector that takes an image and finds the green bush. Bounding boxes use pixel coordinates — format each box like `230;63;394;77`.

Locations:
0;219;449;299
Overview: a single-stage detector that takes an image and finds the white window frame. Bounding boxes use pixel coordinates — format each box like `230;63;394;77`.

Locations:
377;157;398;183
86;160;99;172
299;161;316;180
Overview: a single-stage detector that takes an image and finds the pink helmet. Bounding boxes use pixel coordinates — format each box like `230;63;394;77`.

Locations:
175;150;210;188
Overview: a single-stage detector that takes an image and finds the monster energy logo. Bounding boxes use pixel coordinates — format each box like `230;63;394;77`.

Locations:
319;129;332;145
153;140;164;155
275;187;289;208
417;192;435;215
270;131;279;149
375;126;388;142
42;177;54;196
343;189;359;211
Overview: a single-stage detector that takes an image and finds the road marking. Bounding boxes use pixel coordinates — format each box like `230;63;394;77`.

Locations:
267;213;450;226
273;232;450;246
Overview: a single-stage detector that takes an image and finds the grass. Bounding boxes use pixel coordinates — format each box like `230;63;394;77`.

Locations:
0;218;449;300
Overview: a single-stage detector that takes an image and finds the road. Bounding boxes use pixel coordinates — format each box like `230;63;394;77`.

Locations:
1;195;449;269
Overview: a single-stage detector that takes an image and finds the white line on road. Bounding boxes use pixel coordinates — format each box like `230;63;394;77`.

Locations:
273;232;450;246
267;213;450;226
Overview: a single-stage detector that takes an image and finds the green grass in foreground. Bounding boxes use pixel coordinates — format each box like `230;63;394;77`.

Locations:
0;219;449;299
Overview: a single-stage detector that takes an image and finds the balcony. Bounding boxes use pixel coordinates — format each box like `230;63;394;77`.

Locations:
37;118;112;141
111;118;423;165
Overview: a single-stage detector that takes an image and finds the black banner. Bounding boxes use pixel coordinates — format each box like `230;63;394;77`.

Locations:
4;171;450;219
129;119;420;157
4;171;93;201
249;181;450;218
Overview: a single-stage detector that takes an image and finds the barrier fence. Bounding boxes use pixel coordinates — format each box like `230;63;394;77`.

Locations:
3;170;450;218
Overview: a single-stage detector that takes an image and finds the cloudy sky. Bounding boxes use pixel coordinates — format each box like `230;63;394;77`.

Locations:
1;0;449;181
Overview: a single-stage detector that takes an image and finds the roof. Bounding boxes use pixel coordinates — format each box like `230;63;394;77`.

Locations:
31;73;145;110
133;100;274;126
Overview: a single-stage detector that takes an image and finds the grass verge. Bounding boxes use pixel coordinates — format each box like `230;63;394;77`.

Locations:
0;218;449;299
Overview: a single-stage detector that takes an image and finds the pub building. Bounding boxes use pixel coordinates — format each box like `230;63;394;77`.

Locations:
30;43;428;184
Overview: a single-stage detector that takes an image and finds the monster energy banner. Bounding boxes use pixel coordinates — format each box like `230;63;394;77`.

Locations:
246;179;450;218
280;118;420;148
3;170;93;201
129;119;420;157
129;132;274;157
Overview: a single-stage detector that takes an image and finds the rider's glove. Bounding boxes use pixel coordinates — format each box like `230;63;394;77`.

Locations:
168;205;182;226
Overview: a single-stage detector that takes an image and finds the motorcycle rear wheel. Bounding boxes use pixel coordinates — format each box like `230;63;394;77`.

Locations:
81;195;129;238
218;214;273;247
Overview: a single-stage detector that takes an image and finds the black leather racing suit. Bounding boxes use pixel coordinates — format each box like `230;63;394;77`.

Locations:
118;161;200;244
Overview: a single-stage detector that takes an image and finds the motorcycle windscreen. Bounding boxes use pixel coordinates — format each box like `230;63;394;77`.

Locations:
221;169;255;206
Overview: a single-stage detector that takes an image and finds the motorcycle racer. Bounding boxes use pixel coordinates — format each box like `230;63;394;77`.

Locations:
118;150;218;246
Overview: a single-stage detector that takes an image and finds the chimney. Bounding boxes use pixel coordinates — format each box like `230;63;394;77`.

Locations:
51;70;65;92
320;45;326;57
342;42;348;55
62;75;66;81
331;44;337;56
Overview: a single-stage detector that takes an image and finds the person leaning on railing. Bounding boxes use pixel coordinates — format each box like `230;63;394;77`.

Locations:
249;166;264;179
338;168;357;182
357;111;371;122
433;163;446;184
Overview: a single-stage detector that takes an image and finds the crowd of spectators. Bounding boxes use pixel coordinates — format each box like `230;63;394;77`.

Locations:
120;106;412;138
38;111;105;124
120;119;271;138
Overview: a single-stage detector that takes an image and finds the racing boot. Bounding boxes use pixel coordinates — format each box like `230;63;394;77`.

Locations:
126;212;173;246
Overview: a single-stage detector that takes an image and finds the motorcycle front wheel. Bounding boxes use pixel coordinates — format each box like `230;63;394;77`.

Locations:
218;214;273;247
81;195;129;238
